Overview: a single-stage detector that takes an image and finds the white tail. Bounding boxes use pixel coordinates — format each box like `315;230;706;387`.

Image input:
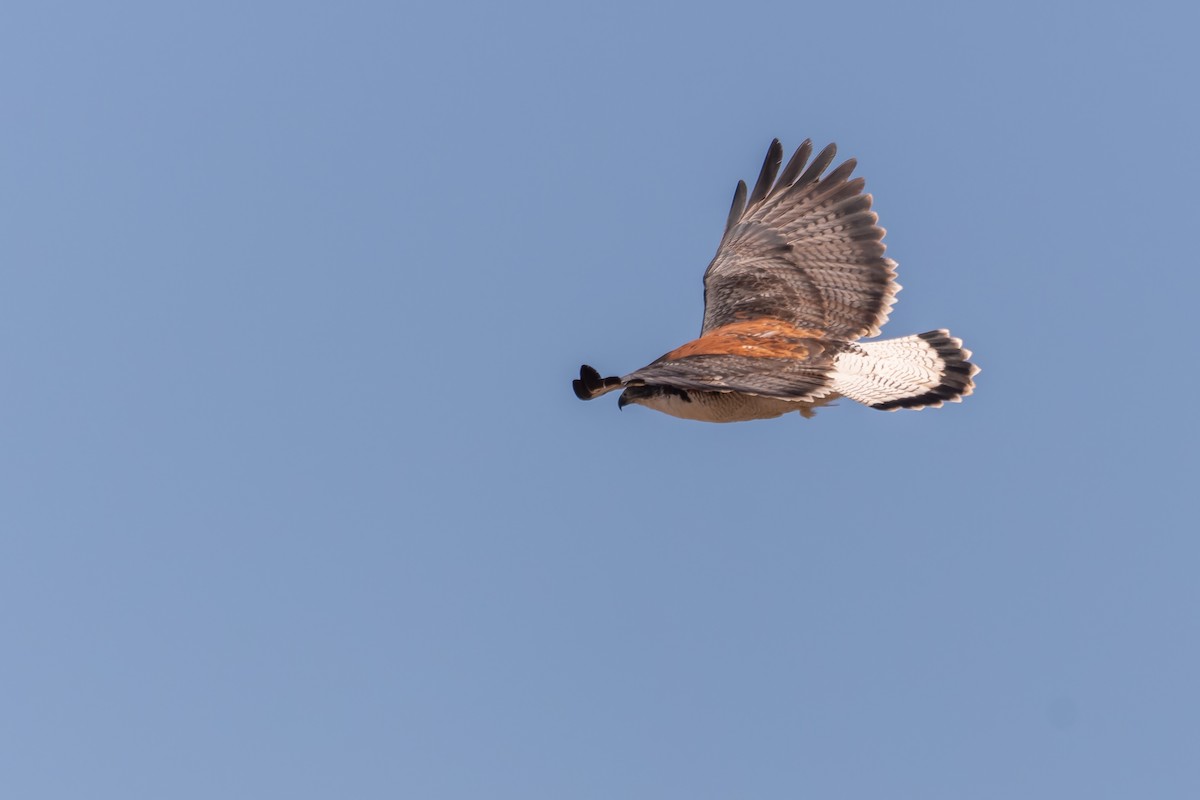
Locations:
832;330;979;411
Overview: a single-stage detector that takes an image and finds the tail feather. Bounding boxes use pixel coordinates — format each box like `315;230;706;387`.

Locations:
832;330;978;411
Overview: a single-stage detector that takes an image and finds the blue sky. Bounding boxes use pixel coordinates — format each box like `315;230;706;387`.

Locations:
2;1;1198;797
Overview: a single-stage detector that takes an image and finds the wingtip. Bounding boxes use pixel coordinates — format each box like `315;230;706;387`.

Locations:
748;141;784;208
725;180;749;234
573;364;623;401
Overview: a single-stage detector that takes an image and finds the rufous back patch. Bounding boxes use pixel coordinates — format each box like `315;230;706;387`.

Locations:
664;319;825;361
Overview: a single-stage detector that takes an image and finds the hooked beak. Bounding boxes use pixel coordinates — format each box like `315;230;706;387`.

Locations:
617;392;630;410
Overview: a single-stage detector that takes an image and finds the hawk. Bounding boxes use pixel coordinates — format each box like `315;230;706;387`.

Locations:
573;138;978;422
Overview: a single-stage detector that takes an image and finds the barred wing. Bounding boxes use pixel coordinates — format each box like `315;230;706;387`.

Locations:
702;139;899;341
624;354;833;401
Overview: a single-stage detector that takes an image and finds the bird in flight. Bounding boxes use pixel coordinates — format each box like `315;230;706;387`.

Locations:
573;138;978;422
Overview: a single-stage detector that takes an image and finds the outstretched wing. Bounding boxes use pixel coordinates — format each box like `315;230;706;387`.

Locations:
702;139;898;341
624;354;833;401
574;321;841;403
623;321;840;401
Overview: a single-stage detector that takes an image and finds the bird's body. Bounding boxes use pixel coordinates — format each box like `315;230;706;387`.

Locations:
620;384;835;423
574;139;978;422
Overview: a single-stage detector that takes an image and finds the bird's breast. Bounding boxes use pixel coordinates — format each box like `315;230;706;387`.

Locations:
638;389;824;423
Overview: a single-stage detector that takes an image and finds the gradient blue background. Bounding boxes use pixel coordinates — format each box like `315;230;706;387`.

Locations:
3;1;1197;797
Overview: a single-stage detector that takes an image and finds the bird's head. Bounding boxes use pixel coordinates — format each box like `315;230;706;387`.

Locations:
618;384;692;411
617;385;654;410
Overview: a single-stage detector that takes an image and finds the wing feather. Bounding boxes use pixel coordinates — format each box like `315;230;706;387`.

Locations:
774;139;812;196
724;180;748;237
624;353;834;402
703;140;899;340
746;139;783;208
793;142;839;189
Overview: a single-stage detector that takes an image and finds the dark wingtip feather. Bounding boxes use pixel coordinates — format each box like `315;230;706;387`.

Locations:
776;139;812;191
822;158;856;186
725;180;748;234
573;364;623;401
747;139;783;208
797;142;838;186
572;365;594;400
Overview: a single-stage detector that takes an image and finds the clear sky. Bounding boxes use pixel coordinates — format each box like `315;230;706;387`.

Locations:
2;1;1198;797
